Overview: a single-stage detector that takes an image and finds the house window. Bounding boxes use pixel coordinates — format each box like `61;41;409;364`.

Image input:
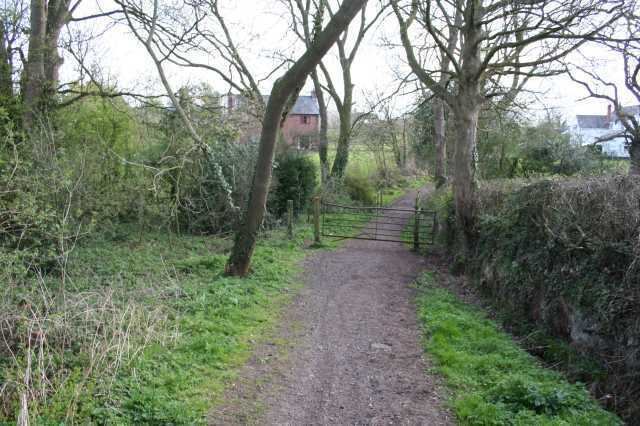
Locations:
301;115;309;124
297;135;312;149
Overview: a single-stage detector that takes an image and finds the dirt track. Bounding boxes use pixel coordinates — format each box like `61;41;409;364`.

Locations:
210;189;452;425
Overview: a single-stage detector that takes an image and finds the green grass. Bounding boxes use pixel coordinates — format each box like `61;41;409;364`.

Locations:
380;175;429;205
415;273;621;426
306;145;382;179
104;238;304;424
306;144;429;211
13;224;321;424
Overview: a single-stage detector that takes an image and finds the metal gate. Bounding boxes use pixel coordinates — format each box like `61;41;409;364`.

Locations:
320;200;436;248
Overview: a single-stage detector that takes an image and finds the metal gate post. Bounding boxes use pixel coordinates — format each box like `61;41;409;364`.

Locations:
313;196;321;244
287;199;294;239
413;195;420;252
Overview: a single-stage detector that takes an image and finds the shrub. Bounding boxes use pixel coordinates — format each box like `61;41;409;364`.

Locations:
54;94;149;225
270;154;317;217
423;186;455;247
343;174;376;205
146;87;257;235
0;132;94;274
477;112;618;179
171;141;257;234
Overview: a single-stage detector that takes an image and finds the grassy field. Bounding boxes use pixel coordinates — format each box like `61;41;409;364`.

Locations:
415;272;621;426
305;145;382;179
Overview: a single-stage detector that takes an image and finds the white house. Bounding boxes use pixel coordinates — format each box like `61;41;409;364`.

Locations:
572;105;632;158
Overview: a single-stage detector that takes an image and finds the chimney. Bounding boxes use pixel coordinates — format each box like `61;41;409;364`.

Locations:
227;95;235;110
310;90;316;99
606;104;612;124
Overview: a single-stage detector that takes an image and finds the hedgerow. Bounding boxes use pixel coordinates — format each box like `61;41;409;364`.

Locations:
459;176;640;421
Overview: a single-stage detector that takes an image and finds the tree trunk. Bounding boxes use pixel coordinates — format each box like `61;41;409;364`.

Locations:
44;9;67;98
312;70;329;183
23;0;47;128
431;6;461;187
329;52;354;179
392;137;401;168
22;0;69;129
225;85;288;276
402;118;407;168
447;0;484;256
452;96;481;254
629;139;640;176
330;107;352;178
433;98;447;187
0;26;12;101
226;0;367;277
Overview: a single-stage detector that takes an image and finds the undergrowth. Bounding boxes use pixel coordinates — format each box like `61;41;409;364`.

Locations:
99;233;307;425
415;272;621;426
1;224;317;424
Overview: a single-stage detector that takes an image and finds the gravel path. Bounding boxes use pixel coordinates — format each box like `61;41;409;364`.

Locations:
210;189;452;425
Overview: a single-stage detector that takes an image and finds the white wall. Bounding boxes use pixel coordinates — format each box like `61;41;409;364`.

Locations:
571;126;630;158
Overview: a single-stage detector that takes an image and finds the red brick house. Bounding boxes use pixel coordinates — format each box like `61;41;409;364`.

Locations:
224;92;320;148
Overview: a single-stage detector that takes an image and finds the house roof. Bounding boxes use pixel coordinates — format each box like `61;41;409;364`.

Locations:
259;94;319;116
290;96;320;115
227;93;320;116
576;115;609;129
620;105;640;116
576;105;640;129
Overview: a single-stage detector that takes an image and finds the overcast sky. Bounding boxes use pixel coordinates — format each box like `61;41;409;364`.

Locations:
65;0;633;125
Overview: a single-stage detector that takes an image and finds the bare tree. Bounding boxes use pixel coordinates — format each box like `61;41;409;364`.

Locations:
225;0;368;277
114;0;290;210
0;0;28;110
431;6;461;187
285;0;331;182
392;0;621;251
320;0;385;178
284;0;384;181
114;0;292;118
362;90;410;172
2;0;138;128
568;11;640;175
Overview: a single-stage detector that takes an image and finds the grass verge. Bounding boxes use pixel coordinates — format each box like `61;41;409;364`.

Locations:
99;231;308;424
415;272;621;426
2;224;322;425
380;175;430;205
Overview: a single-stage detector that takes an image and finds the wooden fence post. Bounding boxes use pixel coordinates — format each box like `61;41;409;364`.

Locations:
313;196;321;244
413;194;420;252
287;199;294;239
